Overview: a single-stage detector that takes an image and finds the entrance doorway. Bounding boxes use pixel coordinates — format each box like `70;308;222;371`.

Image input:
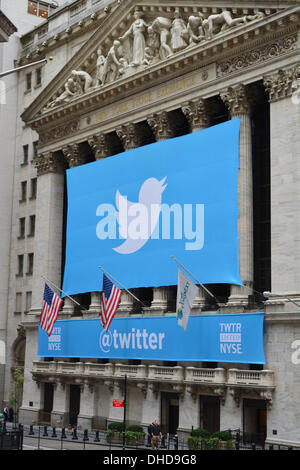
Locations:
69;385;80;426
243;399;267;445
200;395;220;434
160;393;179;434
40;382;53;423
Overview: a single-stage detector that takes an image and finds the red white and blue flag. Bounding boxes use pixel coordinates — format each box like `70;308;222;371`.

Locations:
101;274;122;331
39;284;63;336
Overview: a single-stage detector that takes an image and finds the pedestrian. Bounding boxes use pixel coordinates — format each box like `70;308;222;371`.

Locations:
3;406;8;422
147;421;154;447
8;407;14;423
151;419;162;450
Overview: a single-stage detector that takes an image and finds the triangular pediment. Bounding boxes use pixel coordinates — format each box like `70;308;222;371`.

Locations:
22;0;299;128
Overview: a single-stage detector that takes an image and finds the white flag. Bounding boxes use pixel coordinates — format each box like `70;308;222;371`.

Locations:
176;268;198;331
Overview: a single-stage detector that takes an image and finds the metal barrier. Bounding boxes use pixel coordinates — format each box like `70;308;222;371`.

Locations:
0;425;23;450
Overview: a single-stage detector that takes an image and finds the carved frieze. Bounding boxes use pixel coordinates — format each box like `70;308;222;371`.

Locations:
217;34;297;77
38;120;80;146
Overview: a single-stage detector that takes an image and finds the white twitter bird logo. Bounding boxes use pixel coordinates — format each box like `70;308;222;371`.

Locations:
113;177;167;255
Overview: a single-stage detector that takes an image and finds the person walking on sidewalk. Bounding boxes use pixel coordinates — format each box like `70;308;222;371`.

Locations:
151;419;162;450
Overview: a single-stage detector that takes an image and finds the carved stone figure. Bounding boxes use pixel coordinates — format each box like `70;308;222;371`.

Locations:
70;70;93;92
202;10;248;39
95;47;106;87
102;40;127;84
145;25;160;63
46;77;82;109
119;9;149;66
152;17;173;60
170;8;189;53
187;12;205;45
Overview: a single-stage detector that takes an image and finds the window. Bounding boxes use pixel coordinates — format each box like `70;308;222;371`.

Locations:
26;72;32;91
19;218;25;238
33;141;38;159
30;178;37;199
15;293;22;313
27;1;56;19
22;145;29;165
27;253;34;276
25;292;32;313
17;255;24;277
36;68;42;87
20;181;27;202
28;215;35;237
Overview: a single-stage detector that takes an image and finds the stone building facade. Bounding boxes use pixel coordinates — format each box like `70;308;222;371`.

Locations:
1;0;300;447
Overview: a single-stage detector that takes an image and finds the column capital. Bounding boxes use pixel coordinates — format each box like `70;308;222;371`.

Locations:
33;151;66;176
116;123;140;150
263;64;300;102
88;133;111;160
182;98;210;132
62;143;85;168
147;111;174;141
220;84;252;117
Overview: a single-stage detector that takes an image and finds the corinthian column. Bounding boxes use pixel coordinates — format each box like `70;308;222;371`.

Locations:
88;133;112;160
147;111;176;313
182;99;211;310
61;144;87;314
19;151;67;425
263;65;300;300
182;98;210;133
115;123;140;313
30;151;67;313
220;85;254;305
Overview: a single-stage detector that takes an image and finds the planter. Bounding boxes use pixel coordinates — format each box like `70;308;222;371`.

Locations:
125;433;145;446
218;440;235;450
106;431;123;444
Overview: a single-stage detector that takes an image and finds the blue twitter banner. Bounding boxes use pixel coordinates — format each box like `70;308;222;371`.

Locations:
62;118;242;295
38;313;265;364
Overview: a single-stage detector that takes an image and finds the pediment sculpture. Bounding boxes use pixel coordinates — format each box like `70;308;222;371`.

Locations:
43;6;265;112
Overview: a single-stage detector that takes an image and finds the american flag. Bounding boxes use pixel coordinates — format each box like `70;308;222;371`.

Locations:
39;284;63;336
101;274;122;331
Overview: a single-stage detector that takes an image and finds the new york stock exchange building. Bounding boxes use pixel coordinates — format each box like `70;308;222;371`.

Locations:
3;0;300;448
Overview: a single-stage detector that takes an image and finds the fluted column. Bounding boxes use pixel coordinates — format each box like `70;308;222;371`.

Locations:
263;65;300;299
220;85;254;305
115;123;140;312
62;144;87;314
30;151;66;313
147;111;176;313
182;99;211;310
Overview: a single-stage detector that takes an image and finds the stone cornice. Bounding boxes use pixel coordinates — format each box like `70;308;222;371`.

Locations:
0;10;17;38
21;2;300;128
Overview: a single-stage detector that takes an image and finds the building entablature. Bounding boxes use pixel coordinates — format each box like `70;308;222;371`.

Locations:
31;360;275;406
21;1;300;152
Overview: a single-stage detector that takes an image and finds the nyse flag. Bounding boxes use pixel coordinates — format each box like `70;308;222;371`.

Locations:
62;118;242;296
176;268;198;331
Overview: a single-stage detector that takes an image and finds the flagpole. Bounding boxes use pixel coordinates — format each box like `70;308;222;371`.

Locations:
41;275;89;311
171;256;216;300
98;266;147;308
